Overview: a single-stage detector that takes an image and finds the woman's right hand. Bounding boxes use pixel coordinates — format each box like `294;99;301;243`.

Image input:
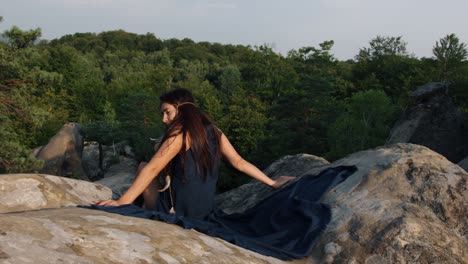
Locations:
271;176;295;189
94;199;126;206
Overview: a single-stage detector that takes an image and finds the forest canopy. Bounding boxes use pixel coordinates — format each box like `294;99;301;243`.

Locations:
1;20;467;190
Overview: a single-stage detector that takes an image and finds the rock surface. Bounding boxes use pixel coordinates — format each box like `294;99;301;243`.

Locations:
216;154;329;214
1;143;467;263
34;123;88;180
311;143;467;263
81;141;103;181
81;140;139;197
458;156;468;172
96;156;138;199
0;208;287;264
386;82;468;163
101;141;136;170
0;174;112;214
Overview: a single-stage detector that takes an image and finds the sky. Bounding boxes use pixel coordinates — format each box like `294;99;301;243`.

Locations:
1;0;467;60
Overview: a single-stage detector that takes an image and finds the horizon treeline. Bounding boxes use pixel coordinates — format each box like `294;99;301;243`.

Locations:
1;19;467;191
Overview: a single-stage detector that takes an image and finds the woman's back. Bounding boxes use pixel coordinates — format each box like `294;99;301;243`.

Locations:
157;125;220;220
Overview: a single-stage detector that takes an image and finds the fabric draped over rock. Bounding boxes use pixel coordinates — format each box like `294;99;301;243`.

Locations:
85;165;357;260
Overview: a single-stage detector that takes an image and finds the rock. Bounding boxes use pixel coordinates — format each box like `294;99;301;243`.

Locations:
0;207;286;264
79;140;139;197
81;141;103;181
309;143;467;263
35;123;88;181
1;143;466;263
324;242;342;263
101;141;135;170
216;154;329;214
30;145;43;158
81;140;138;184
386;82;468;163
458;156;468;172
0;174;111;213
0;173;286;264
96;156;138;199
262;153;330;176
107;158;138;175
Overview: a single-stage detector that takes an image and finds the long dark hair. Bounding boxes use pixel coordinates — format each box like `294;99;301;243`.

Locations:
159;88;221;181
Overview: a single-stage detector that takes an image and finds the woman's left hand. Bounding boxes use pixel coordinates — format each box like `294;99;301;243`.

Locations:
271;176;295;189
94;199;125;206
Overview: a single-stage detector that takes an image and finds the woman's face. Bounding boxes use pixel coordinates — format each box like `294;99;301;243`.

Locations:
161;103;177;125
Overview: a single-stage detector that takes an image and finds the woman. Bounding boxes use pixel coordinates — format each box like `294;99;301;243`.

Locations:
95;88;294;220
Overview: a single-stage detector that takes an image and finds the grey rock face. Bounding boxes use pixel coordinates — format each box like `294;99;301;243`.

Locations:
216;154;329;214
0;208;285;264
458;156;468;172
386;82;468;163
81;141;103;181
312;143;467;263
94;142;139;198
35;123;88;180
0;174;111;213
101;141;135;170
2;144;466;263
80;140;139;197
97;156;138;198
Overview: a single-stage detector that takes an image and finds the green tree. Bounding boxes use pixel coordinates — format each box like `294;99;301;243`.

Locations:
99;30;138;51
240;45;295;104
117;90;163;160
433;33;468;81
175;65;222;121
135;32;163;53
327;90;397;160
0;25;72;148
45;44;106;121
0;73;47;173
50;32;106;54
0;119;44;173
356;36;408;60
432;34;468;113
218;64;242;104
353;36;427;101
3;25;42;49
219;89;267;156
258;40;343;162
217;88;268;191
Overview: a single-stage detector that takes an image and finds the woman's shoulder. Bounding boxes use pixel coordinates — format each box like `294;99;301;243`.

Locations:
206;123;222;133
205;124;223;139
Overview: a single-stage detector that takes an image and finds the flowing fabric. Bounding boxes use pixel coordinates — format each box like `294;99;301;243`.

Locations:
84;165;357;260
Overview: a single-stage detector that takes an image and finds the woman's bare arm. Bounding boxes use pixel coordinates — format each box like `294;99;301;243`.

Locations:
95;134;183;206
220;133;293;189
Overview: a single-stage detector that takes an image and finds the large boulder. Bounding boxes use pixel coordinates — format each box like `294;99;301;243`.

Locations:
1;143;466;263
216;154;329;214
82;141;137;182
95;142;139;198
311;143;467;263
81;140;139;198
96;156;138;199
0;174;111;213
101;141;136;170
386;82;468;163
218;144;468;262
81;141;103;181
458;156;468;172
35;123;88;180
0;208;285;264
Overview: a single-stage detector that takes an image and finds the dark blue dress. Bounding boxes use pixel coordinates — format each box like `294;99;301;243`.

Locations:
155;125;220;220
